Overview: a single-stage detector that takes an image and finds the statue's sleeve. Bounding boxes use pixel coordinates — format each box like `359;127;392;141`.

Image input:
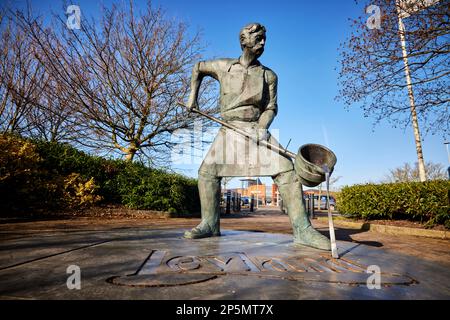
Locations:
266;70;278;115
197;60;224;81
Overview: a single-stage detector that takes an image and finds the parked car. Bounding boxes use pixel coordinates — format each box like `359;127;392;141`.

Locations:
304;195;336;210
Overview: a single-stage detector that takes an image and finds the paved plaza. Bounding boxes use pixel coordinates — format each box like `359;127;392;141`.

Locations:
0;208;449;299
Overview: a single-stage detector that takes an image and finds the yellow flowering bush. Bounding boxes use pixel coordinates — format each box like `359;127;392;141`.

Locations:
63;173;102;208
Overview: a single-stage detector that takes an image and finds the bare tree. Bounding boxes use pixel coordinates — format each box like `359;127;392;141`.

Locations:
25;71;80;142
384;161;447;182
17;1;216;163
337;0;449;180
0;11;46;135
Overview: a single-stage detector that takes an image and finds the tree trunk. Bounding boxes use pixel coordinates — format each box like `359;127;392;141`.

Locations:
125;144;137;162
397;14;427;182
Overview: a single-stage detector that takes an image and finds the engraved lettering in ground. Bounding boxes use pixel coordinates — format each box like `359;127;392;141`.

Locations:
107;250;417;287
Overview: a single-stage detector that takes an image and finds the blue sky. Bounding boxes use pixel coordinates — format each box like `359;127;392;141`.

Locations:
8;0;449;189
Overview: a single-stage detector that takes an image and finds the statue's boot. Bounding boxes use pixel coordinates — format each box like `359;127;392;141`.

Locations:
275;171;331;251
184;173;221;239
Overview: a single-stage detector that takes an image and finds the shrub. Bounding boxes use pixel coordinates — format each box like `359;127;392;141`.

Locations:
34;140;124;202
336;181;450;228
0;134;50;211
0;134;41;182
63;173;102;208
115;163;200;215
0;134;200;216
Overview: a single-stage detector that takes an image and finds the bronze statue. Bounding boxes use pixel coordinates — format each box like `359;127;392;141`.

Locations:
184;23;331;251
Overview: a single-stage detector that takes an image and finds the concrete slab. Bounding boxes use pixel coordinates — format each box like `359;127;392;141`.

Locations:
0;228;449;299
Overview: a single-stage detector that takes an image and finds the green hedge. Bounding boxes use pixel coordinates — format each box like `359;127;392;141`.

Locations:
34;140;127;203
0;134;58;211
336;181;450;228
115;163;200;214
0;134;200;216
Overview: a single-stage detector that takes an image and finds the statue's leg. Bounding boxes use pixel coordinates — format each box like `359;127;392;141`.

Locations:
273;170;331;250
184;171;221;239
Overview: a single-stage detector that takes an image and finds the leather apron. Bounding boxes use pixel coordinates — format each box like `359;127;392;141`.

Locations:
199;63;293;177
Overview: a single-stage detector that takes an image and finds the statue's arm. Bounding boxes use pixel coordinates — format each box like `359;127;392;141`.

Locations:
187;60;221;110
258;70;278;130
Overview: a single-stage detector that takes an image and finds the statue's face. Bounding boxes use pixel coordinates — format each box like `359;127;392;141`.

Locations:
243;30;266;57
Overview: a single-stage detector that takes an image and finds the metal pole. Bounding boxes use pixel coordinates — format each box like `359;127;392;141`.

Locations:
226;190;231;215
317;183;322;211
395;1;427;182
238;194;241;211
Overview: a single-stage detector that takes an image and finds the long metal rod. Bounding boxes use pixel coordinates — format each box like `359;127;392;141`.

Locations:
178;102;296;158
325;171;339;259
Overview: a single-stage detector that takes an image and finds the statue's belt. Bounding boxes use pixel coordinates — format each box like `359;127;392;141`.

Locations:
221;105;262;122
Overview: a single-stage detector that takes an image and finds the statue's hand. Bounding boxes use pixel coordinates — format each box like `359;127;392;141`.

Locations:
187;96;199;112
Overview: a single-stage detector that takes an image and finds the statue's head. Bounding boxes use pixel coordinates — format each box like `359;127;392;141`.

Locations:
239;23;266;57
